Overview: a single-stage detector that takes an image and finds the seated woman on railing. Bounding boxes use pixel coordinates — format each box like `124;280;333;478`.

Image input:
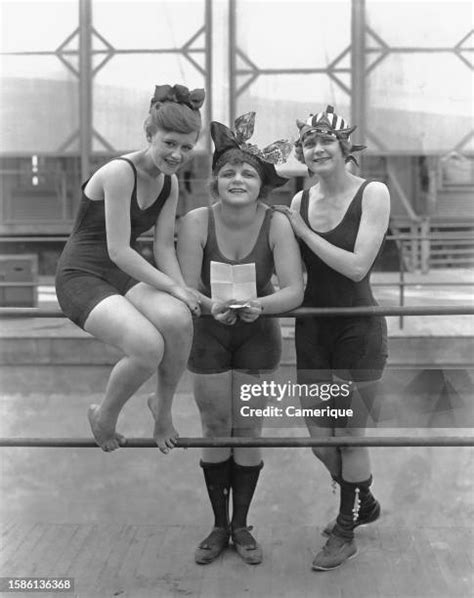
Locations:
177;113;303;566
55;85;204;452
275;105;390;571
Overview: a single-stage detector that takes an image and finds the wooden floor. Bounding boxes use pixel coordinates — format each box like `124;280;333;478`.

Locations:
1;521;472;598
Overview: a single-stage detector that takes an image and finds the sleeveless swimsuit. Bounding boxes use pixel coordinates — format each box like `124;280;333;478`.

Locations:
188;205;282;374
55;157;172;328
295;180;388;383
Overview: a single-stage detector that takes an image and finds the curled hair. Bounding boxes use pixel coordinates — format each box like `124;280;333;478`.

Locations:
293;138;305;165
144;102;202;140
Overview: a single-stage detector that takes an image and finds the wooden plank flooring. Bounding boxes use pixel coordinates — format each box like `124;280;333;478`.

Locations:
1;522;472;598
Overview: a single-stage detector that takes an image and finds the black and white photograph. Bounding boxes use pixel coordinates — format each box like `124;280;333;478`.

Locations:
0;0;473;596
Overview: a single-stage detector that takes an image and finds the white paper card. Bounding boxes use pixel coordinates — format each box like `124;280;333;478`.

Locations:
210;261;257;305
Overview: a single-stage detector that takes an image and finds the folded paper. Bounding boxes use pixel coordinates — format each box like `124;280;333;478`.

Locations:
210;261;257;305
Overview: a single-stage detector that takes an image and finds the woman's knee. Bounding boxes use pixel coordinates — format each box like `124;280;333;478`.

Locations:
126;331;165;373
201;411;232;437
232;423;263;438
156;299;193;340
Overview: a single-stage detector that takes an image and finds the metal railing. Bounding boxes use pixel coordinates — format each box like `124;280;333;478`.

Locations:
0;305;473;319
1;304;473;448
1;234;473;328
0;436;472;448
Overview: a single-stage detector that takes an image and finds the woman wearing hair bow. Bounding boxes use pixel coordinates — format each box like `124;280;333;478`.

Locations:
177;113;303;565
56;84;204;453
275;105;390;571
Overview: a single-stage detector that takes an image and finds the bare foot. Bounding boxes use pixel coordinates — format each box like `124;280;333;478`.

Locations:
147;396;179;454
87;404;126;452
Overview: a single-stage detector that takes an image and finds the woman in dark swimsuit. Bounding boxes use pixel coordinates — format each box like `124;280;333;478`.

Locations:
178;113;303;566
56;84;204;453
276;105;390;571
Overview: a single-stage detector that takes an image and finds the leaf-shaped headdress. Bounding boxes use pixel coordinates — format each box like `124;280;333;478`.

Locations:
150;84;205;112
211;112;292;188
296;105;366;165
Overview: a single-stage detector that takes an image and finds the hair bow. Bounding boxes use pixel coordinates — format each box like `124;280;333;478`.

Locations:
211;112;291;188
212;112;292;167
150;84;205;111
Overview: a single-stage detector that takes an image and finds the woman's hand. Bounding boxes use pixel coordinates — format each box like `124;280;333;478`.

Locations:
237;300;262;323
170;285;201;317
272;205;308;239
211;300;238;326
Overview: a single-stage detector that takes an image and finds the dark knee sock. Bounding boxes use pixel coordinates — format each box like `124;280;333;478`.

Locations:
200;457;232;529
230;461;263;530
332;474;376;509
333;477;373;540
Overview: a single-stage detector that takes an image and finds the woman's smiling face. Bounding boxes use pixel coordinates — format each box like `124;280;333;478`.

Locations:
302;132;345;174
216;160;262;205
148;128;197;174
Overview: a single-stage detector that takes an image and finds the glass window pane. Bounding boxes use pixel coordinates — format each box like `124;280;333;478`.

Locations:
93;53;206;152
366;1;472;48
366;52;473;153
92;0;205;49
0;0;78;52
1;1;79;153
237;74;350;146
235;0;352;133
1;56;79;154
237;0;351;69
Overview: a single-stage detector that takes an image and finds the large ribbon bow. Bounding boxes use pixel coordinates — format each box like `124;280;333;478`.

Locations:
212;112;292;166
151;84;205;111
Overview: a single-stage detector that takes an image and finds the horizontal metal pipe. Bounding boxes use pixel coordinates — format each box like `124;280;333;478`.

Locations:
1;305;473;319
0;437;472;448
1;235;473;242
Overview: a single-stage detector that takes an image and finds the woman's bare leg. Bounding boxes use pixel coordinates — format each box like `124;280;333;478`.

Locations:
84;295;165;451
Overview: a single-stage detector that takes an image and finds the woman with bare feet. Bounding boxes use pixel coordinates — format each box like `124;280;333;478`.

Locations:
55;84;204;452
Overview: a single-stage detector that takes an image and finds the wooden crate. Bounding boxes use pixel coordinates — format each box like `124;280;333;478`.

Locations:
0;254;38;306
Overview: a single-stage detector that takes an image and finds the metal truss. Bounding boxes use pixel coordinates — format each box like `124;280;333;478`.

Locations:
1;0;211;157
230;0;473;155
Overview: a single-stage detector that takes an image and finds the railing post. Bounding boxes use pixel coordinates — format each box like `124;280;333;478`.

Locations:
79;0;93;182
351;0;366;171
228;0;237;126
399;242;405;329
420;218;430;274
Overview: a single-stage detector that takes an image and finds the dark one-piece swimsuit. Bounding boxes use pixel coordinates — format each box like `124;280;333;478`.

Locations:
55;157;171;328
